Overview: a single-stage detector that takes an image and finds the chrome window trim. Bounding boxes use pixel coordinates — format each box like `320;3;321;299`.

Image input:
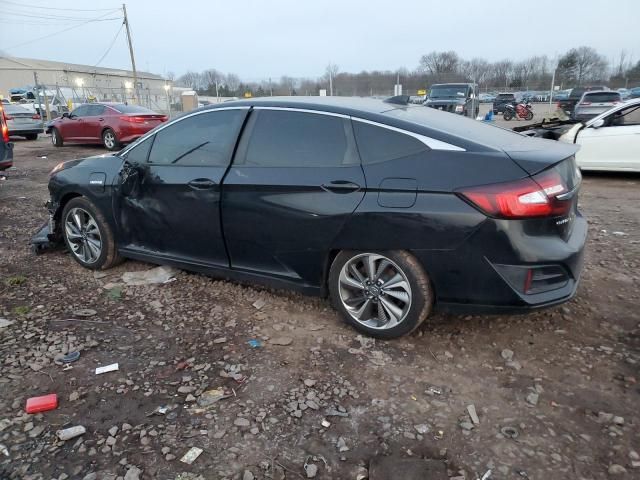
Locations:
351;117;466;152
253;106;465;152
119;106;250;157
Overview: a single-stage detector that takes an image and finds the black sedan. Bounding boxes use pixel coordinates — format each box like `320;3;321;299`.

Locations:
35;97;586;338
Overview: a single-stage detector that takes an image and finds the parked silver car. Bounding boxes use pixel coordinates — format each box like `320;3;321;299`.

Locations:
573;90;621;121
4;104;43;140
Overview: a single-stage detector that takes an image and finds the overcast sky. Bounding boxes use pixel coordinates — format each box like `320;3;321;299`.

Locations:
1;0;637;80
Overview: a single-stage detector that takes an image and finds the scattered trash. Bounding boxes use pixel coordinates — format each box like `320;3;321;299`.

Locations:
467;404;480;425
147;405;169;417
73;308;97;317
612;231;626;236
107;286;123;300
500;426;519;439
355;466;369;480
481;469;492;480
0;318;14;329
321;419;331;428
248;339;262;348
95;363;119;375
303;457;318;478
197;388;231;407
270;337;293;346
56;425;86;441
410;395;418;401
180;446;203;464
25;394;58;414
336;436;349;452
62;351;80;363
252;299;266;310
5;275;26;286
122;266;177;286
39;155;47;159
434;430;444;440
426;385;442;395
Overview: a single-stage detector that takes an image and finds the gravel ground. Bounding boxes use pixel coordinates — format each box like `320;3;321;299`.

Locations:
1;136;639;480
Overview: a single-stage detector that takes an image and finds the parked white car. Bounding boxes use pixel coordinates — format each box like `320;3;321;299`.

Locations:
559;98;640;172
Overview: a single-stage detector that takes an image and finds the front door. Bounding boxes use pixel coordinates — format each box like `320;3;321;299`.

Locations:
222;108;365;286
60;104;89;141
578;103;640;170
83;104;106;141
115;108;248;266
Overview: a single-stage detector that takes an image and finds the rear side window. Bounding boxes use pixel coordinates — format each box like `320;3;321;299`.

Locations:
240;110;356;167
353;121;428;164
583;92;620;103
147;109;245;166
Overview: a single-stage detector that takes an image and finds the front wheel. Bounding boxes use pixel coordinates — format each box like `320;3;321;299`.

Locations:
102;128;120;151
503;111;513;121
61;197;122;270
525;110;534;121
329;250;433;339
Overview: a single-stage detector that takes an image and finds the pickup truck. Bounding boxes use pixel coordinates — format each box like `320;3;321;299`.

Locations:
557;86;608;118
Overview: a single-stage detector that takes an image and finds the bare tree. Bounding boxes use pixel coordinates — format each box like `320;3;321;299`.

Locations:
419;51;460;81
177;71;201;90
165;71;176;82
225;73;240;93
558;46;608;85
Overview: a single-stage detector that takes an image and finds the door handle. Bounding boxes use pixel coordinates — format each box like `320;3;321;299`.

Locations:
98;117;104;121
321;180;361;193
188;178;217;190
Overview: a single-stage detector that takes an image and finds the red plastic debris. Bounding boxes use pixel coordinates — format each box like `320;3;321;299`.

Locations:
25;394;58;413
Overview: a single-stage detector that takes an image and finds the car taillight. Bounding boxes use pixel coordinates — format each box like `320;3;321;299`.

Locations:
32;114;41;120
160;115;168;122
459;168;571;219
1;123;8;142
119;116;145;123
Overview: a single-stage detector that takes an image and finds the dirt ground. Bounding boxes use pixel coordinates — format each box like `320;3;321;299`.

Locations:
1;135;639;480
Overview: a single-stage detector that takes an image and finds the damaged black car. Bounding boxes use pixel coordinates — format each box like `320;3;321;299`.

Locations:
34;97;586;338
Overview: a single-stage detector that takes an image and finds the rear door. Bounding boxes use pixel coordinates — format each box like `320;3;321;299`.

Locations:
221;108;365;286
577;103;640;170
83;104;106;140
115;107;248;265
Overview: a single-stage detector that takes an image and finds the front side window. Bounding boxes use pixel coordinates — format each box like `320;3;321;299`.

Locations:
607;104;640;126
353;121;428;164
147;109;245;166
86;105;105;116
124;135;153;163
238;110;356;167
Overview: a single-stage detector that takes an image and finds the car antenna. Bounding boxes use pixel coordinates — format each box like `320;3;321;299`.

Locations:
384;95;410;105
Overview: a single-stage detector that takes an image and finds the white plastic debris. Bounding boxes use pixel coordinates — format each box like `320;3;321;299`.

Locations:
467;404;480;424
180;446;203;464
121;266;177;286
95;363;119;375
57;425;86;441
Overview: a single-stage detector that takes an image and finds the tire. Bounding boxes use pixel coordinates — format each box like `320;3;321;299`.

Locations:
525;111;534;121
61;197;122;270
102;128;120;151
503;111;513;121
25;133;38;140
328;250;433;339
51;128;63;147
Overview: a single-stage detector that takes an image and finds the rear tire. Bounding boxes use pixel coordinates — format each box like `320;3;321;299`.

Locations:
25;133;38;141
51;128;63;147
525;111;534;121
329;250;433;339
102;128;120;151
503;111;513;121
61;197;122;270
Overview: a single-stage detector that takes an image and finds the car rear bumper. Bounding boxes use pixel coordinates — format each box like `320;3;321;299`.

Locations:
9;128;43;135
414;212;587;314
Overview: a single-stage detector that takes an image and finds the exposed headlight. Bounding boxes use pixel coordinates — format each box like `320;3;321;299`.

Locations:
49;161;68;176
455;105;464;112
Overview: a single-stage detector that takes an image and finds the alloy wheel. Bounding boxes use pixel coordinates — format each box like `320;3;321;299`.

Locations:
338;253;412;330
64;207;102;264
103;131;115;149
51;130;57;144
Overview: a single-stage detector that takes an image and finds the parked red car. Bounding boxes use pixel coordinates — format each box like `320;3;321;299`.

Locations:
46;103;168;151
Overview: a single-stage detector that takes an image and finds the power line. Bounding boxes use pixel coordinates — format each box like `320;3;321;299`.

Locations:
6;11;122;50
0;0;119;12
94;22;125;67
1;10;121;21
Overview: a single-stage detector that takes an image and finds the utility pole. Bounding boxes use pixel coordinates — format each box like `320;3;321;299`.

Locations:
329;71;333;96
32;73;45;130
122;3;139;104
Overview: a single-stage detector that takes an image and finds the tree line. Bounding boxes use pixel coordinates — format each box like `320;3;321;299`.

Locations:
174;46;640;98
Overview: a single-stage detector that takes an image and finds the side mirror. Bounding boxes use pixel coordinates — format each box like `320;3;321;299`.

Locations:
591;118;605;129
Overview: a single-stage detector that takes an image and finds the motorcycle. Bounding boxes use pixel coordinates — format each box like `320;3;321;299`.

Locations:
503;101;533;121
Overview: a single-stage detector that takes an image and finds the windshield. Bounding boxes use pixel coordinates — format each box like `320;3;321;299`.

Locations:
429;85;469;98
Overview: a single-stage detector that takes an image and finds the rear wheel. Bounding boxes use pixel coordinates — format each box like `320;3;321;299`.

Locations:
102;128;120;151
329;250;433;339
61;197;122;270
503;110;513;121
51;128;63;147
525;110;534;121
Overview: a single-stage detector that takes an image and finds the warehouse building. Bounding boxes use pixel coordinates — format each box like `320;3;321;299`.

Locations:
0;55;177;112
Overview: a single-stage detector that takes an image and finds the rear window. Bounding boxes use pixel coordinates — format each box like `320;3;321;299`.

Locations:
582;92;620;103
4;105;31;114
496;94;515;100
112;104;154;114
